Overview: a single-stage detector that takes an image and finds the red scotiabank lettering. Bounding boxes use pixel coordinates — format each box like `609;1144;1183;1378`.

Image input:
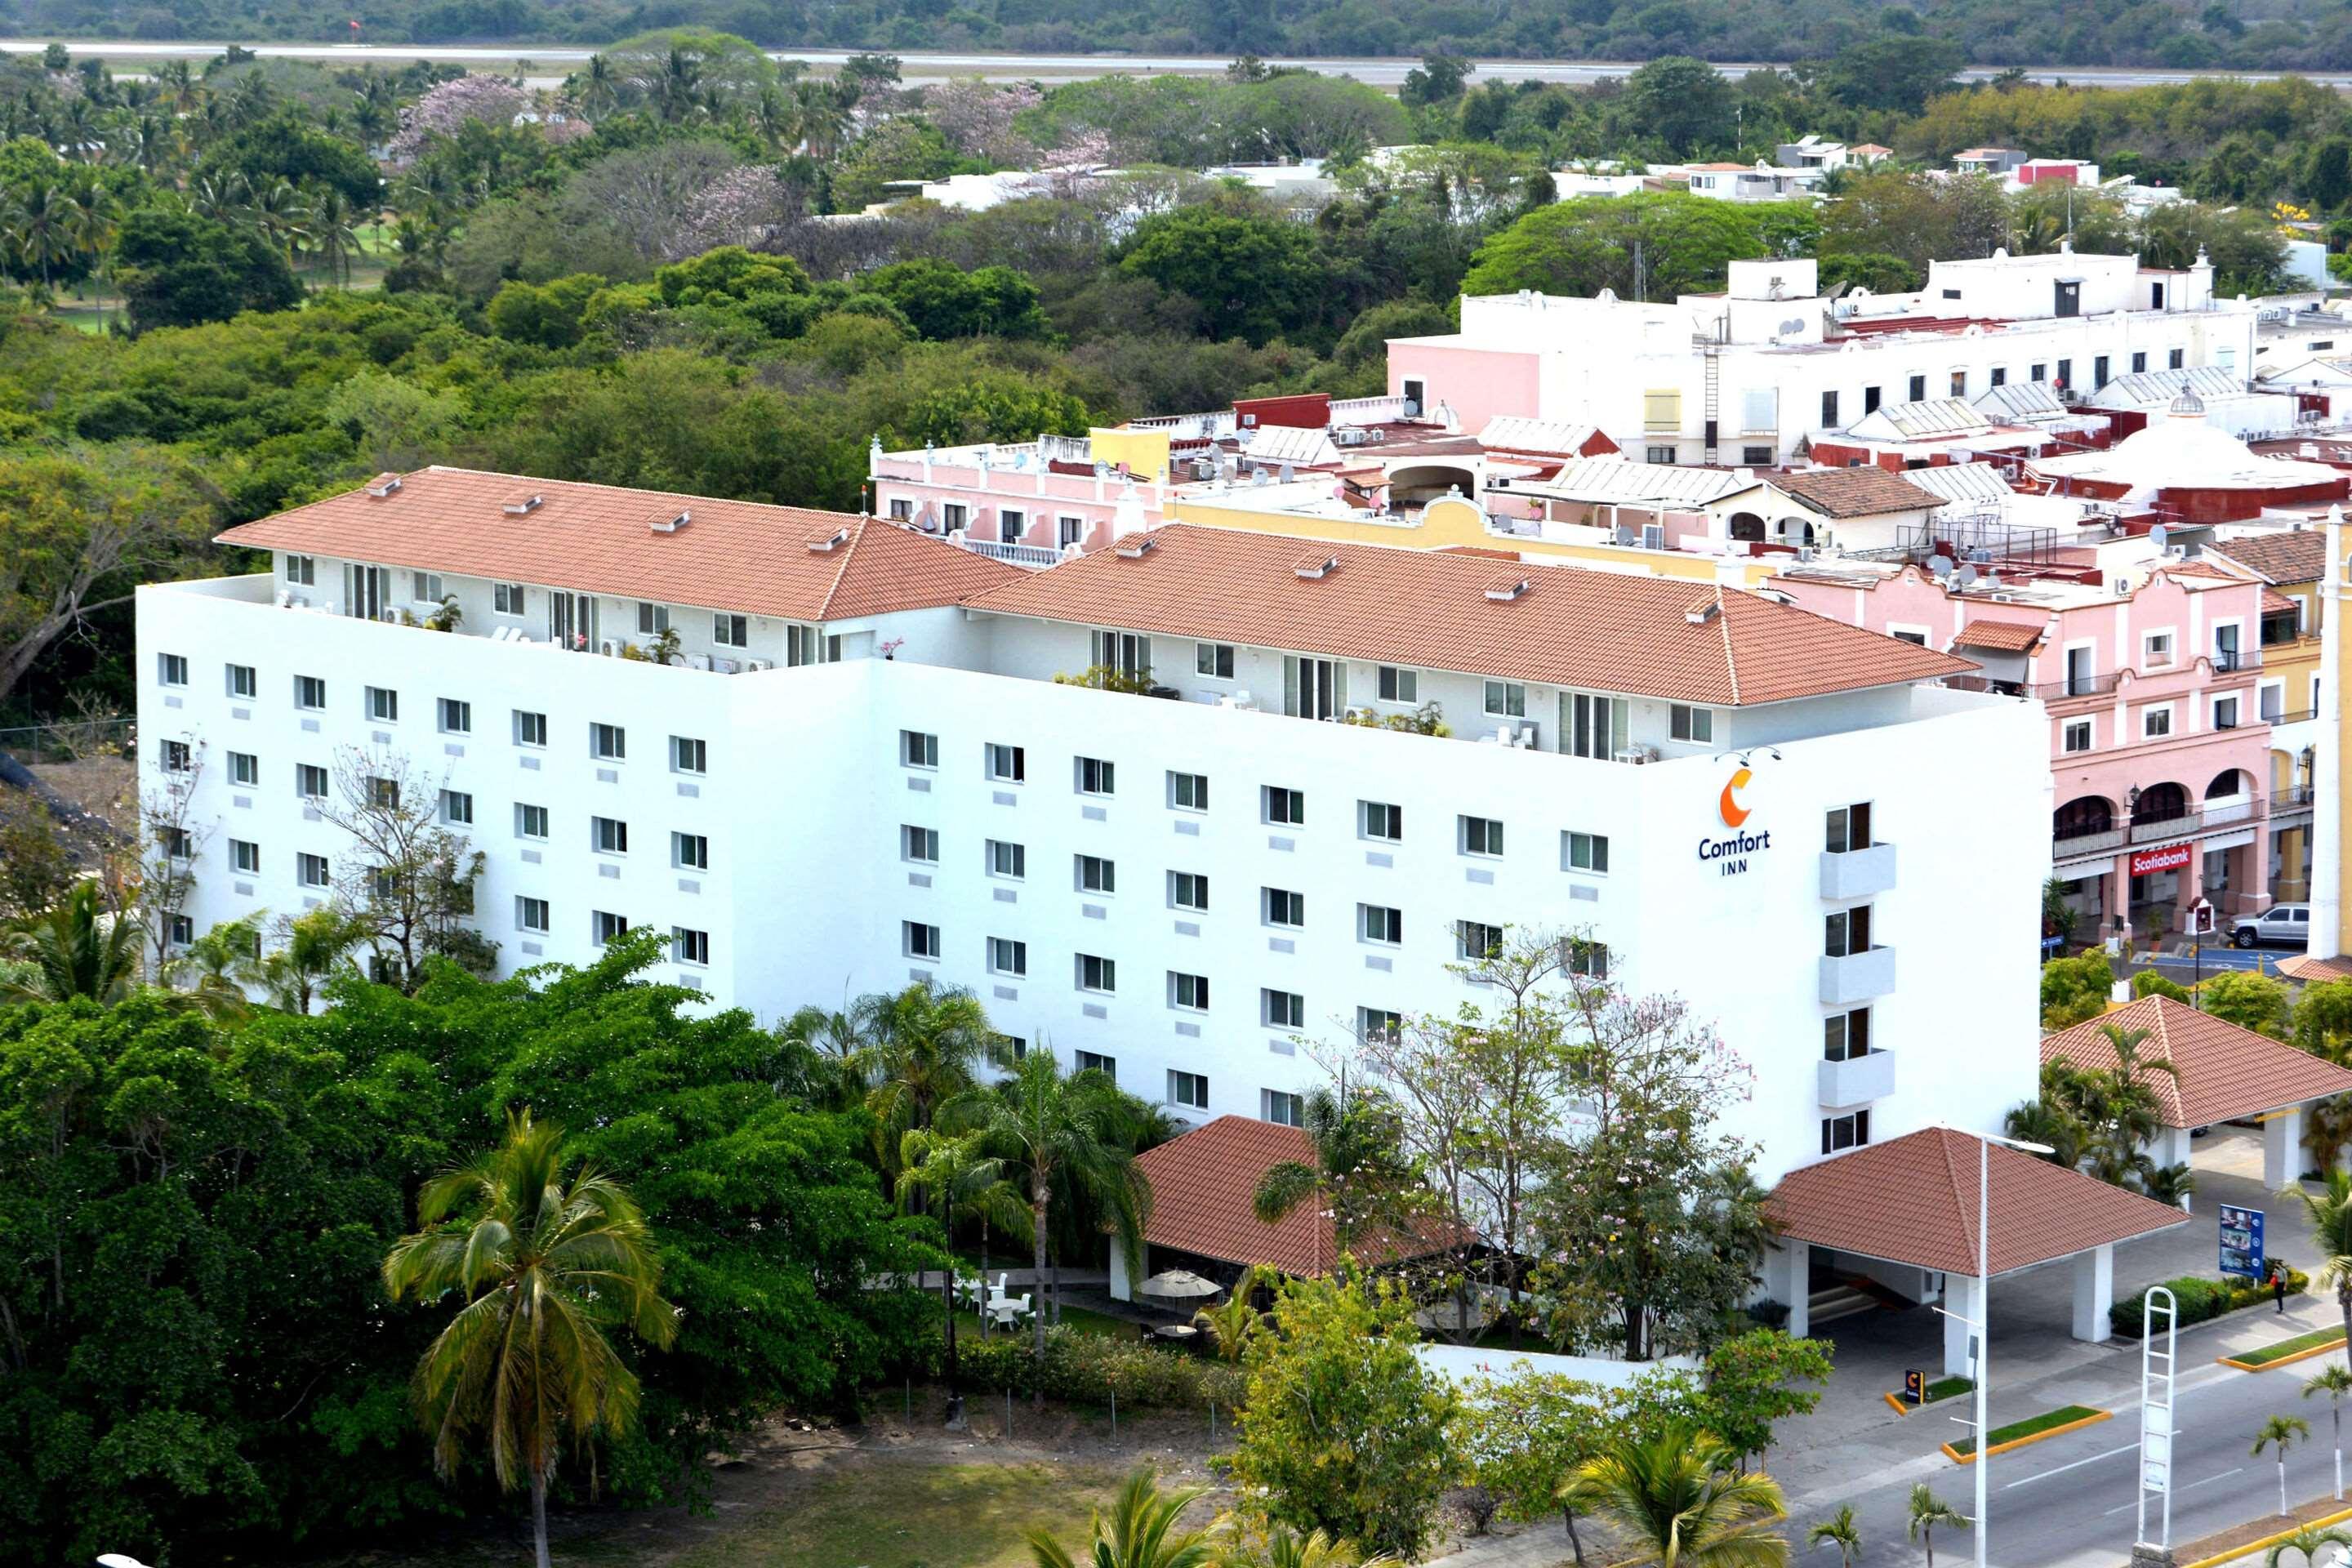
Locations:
2128;842;2194;876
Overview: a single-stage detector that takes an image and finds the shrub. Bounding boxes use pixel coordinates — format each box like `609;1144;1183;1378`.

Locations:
946;1326;1245;1410
2111;1267;2306;1335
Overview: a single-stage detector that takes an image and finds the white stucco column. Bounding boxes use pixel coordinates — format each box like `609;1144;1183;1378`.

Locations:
2072;1243;2115;1343
2267;1107;2308;1190
2147;1124;2195;1209
1944;1273;1985;1379
1766;1241;1811;1338
1109;1237;1143;1303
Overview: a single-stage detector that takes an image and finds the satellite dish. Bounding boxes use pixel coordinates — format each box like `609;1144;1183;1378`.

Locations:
1956;564;1980;588
1929;556;1953;578
2150;524;2170;550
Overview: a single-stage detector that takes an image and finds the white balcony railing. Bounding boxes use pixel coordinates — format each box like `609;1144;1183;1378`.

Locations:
1819;1049;1897;1109
1819;842;1897;901
1820;945;1896;1006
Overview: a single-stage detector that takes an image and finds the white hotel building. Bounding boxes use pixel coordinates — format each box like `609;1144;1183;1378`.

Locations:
137;466;2056;1209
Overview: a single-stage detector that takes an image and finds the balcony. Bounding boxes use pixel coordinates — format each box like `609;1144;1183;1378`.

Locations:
1819;1049;1897;1109
1820;841;1897;901
949;534;1066;570
1820;945;1896;1005
2032;671;2123;702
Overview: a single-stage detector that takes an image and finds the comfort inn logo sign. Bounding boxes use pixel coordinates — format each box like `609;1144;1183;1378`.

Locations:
1699;765;1771;877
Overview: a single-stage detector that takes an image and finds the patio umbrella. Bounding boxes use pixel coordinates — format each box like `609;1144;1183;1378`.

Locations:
1138;1268;1223;1299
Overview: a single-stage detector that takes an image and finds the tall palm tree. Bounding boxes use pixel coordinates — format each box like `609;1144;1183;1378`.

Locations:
382;1109;678;1568
898;1127;1031;1388
308;186;363;289
948;1051;1147;1367
862;978;992;1189
1558;1421;1788;1568
2308;1363;2352;1501
5;881;140;1004
791;78;851;160
575;53;619;117
2286;1169;2352;1361
1805;1504;1860;1568
2256;1414;2314;1520
247;176;314;275
1027;1467;1214;1568
1904;1485;1967;1568
5;180;87;292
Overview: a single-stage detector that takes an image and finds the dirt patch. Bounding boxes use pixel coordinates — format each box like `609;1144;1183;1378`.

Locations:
2170;1492;2352;1566
29;754;136;836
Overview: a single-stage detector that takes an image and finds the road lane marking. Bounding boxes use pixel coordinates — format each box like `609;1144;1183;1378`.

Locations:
2103;1466;2245;1515
2005;1442;2139;1488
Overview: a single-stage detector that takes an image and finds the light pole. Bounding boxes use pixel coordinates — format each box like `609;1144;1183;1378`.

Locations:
1965;1129;2057;1568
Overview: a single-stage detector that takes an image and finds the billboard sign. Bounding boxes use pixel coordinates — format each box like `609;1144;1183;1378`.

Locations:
2219;1204;2265;1279
2131;842;2194;877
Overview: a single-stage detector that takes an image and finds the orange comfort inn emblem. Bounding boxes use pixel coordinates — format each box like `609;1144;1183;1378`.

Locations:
1718;767;1753;827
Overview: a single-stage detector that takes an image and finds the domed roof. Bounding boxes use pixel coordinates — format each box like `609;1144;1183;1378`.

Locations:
2059;415;2341;493
2170;384;2207;418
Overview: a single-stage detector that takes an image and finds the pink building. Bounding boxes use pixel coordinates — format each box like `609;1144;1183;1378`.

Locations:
1776;554;2274;936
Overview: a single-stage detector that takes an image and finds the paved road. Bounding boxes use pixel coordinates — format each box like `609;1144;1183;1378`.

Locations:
9;38;2352;90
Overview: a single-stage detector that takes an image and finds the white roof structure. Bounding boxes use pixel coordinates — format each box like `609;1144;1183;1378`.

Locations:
1900;462;2021;508
2085;366;2243;410
1477;415;1605;457
1842;399;1997;442
2032;407;2343;494
1512;457;1752;506
1242;424;1341;469
1973;381;2070;423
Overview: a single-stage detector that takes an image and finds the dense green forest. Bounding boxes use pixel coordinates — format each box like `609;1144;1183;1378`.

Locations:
15;0;2352;71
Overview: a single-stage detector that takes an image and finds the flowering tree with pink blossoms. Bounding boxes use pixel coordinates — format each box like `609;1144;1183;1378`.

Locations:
922;77;1042;167
386;74;529;164
666;163;801;261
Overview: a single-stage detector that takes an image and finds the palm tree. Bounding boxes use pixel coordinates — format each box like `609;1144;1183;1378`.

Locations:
165;913;261;1019
382;1109;678;1568
1192;1266;1267;1361
5;180;87;292
790;78;852;160
5;881;141;1004
1904;1485;1968;1568
247;177;314;275
258;906;362;1014
899;1127;1031;1388
862;978;992;1188
1558;1421;1789;1568
308;187;363;289
2269;1526;2352;1568
2309;1363;2352;1501
2256;1414;2314;1519
2289;1170;2352;1362
1027;1467;1213;1568
574;53;619;117
1252;1083;1418;1268
1806;1504;1861;1568
948;1051;1147;1369
1249;1526;1395;1568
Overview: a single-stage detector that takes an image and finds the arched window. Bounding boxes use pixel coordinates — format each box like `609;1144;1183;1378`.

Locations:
2053;796;2113;840
2205;768;2243;800
1727;512;1766;543
2132;782;2189;824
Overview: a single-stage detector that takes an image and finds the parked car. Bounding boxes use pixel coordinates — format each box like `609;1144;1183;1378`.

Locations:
2232;903;2311;949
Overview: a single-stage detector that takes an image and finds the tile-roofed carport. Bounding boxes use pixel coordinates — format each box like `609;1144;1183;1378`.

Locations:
2209;529;2328;586
2041;995;2352;1129
215;466;1026;621
961;524;1978;708
2279;954;2352;985
1951;618;2044;653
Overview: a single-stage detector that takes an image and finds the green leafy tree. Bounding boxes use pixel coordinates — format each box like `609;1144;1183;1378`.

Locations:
1227;1271;1460;1560
1027;1466;1215;1568
1252;1082;1426;1269
1459;1367;1701;1564
863;257;1047;340
1622;57;1735;158
1463;193;1777;302
2270;1526;2352;1568
1700;1330;1835;1468
2039;951;2115;1031
1401;56;1475;109
383;1109;679;1568
1816;38;1965;114
1116;204;1334;345
2202;970;2292;1039
1558;1419;1789;1568
4;881;140;1005
1905;1485;1969;1568
112;204;301;332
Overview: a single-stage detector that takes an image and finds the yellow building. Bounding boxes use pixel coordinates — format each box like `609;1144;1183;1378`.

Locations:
2210;529;2329;905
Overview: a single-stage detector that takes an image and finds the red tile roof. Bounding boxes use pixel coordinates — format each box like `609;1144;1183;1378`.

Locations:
1768;467;1943;519
964;525;1977;707
2210;531;2328;587
1766;1126;2190;1275
2278;954;2352;985
2263;587;2301;617
2042;996;2352;1127
215;466;1025;622
1952;617;2045;653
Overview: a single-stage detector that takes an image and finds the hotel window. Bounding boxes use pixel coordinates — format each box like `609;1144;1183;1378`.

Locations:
1670;704;1714;743
989;937;1027;977
1091;630;1152;679
1358;1007;1402;1044
226;662;256;698
1824;1007;1872;1061
987;743;1025;783
158;653;188;687
902;824;938;864
167;915;193;947
1169;1069;1209;1109
406;572;441;604
296;763;328;800
1907;373;1927;403
1171;871;1209;911
1989;367;2007;387
1361;800;1403;841
1563;691;1628;760
1196;642;1236;679
2132;351;2148;374
671;736;707;774
595;911;630;947
2145;706;2173;738
1822;1108;1871;1154
1058;515;1085;548
1264;887;1305;928
786;626;840;666
514;709;547;747
1949;370;1967;398
2029;363;2046;382
1076;1050;1116;1080
161;826;192;860
1076;756;1116;796
1076;952;1116;993
943;503;968;531
517;804;549;840
1263;786;1306;826
672;927;710;966
2056;359;2073;389
366;686;399;724
1456;920;1505;960
1170;972;1209;1011
1265;1089;1304;1126
636;602;670;635
1169;770;1209;812
517;897;550;933
1378;666;1419;702
295;675;326;711
1824;905;1873;957
902;729;938;768
161;738;193;773
904;920;942;960
592;816;629;855
2093;355;2110;387
590;723;626;760
1483;681;1526;719
1863;385;1882;414
229;751;258;786
368;775;399;809
284;553;316;586
1361;904;1403;945
1824;801;1873;854
2144;630;2174;667
1741;446;1775;466
231;839;261;874
297;852;330;888
988;840;1027;880
2063;719;2092;754
440;789;474;826
494;582;526;615
887;497;912;521
1263;988;1305;1029
1820;390;1839;428
1568;940;1610;978
2214;694;2241;730
1459;815;1504;858
675;832;710;871
1564;831;1610;873
438;698;471;734
714;613;749;648
1077;853;1116;894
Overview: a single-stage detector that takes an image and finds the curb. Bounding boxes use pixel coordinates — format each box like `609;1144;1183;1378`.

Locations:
1883;1390;1967;1416
2218;1334;2349;1372
2176;1503;2352;1568
1941;1408;2111;1466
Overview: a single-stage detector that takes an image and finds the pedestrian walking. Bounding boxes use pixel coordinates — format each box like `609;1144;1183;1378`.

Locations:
2273;1265;2290;1313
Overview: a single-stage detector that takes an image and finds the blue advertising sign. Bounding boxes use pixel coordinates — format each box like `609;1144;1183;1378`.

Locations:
2220;1204;2266;1280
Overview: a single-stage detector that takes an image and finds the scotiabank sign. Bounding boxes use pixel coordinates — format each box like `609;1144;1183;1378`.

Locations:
2130;842;2194;876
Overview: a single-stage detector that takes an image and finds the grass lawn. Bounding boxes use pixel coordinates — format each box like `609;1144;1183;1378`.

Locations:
1947;1404;2101;1459
951;1303;1139;1341
1917;1375;1973;1405
669;1458;1128;1568
2235;1327;2349;1367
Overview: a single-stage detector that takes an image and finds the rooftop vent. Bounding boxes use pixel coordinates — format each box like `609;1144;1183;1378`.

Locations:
1114;536;1156;559
651;509;691;534
1293;552;1340;580
805;524;852;553
364;473;403;498
1485;576;1533;602
501;492;544;515
1684;596;1722;626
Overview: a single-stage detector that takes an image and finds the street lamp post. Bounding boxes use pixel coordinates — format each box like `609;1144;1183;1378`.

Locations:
1967;1129;2057;1568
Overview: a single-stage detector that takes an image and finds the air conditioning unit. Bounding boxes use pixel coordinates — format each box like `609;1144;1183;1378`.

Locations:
599;639;621;657
1343;706;1374;721
1796;547;1815;562
744;658;773;672
378;609;402;623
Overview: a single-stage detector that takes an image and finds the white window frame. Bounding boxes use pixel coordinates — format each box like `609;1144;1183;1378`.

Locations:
1076;952;1116;993
987;743;1026;784
493;582;526;616
591;815;629;855
989;937;1027;978
1264;1089;1304;1126
988;840;1027;880
1169;1068;1209;1108
1563;830;1610;874
1169;771;1209;813
1483;680;1526;719
2143;703;2175;739
904;920;942;961
1263;887;1305;928
1195;642;1236;679
1076;756;1116;796
671;735;707;775
1262;988;1304;1029
517;896;550;933
2142;629;2176;669
1169;972;1209;1012
438;697;471;735
713;612;749;648
1076;853;1116;894
1361;800;1403;841
226;662;256;699
902;729;938;769
440;789;474;826
1171;871;1209;911
229;751;259;786
1377;666;1419;705
1669;703;1715;743
1263;786;1305;827
514;709;547;747
902;824;938;864
516;803;550;840
1460;815;1505;858
590;722;626;761
367;685;399;724
1886;624;1931;648
672;926;710;966
158;653;188;687
675;831;711;871
231;838;261;873
1360;903;1403;945
2212;693;2241;730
